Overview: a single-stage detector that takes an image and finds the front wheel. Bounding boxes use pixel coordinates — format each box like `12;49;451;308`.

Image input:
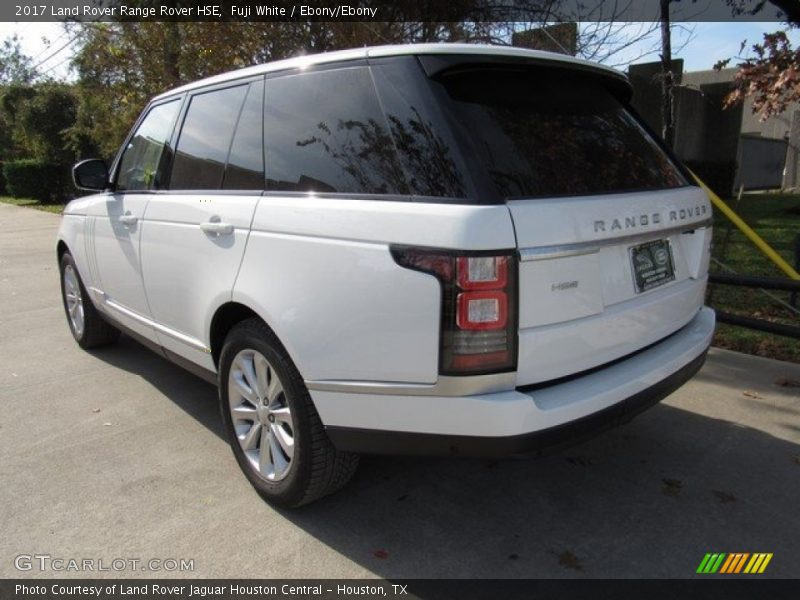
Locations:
219;318;359;507
59;252;120;349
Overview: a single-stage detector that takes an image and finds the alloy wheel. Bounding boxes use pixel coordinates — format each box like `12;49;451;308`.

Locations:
227;349;294;481
63;264;85;337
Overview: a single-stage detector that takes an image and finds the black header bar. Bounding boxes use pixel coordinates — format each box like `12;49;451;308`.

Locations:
3;0;797;23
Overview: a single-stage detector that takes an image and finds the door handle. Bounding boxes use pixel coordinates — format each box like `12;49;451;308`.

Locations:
200;217;233;236
119;212;138;226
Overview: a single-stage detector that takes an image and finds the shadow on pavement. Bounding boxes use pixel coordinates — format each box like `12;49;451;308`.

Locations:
91;336;800;578
91;334;223;439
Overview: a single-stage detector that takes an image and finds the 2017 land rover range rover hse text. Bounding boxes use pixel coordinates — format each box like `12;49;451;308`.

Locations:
57;44;715;507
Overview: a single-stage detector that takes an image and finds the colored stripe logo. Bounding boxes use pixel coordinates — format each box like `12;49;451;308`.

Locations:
696;553;773;574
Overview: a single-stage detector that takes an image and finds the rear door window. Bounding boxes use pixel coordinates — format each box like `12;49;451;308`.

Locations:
434;68;687;201
263;67;409;195
170;84;250;190
223;80;264;190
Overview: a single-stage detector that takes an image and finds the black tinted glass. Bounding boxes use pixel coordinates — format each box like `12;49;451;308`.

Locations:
372;59;468;200
223;81;264;190
171;84;249;190
263;68;409;195
436;68;686;200
116;99;180;192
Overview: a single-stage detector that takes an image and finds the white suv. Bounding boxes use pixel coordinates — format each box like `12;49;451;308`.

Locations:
58;44;715;506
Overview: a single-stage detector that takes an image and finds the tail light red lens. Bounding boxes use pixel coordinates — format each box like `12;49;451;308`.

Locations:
456;291;507;330
392;247;517;376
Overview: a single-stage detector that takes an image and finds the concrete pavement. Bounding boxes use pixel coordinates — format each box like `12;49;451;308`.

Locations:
1;202;799;579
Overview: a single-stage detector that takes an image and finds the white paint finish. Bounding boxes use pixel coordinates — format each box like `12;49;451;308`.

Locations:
681;227;713;279
528;308;714;422
62;196;93;216
512;185;712;384
154;43;625;102
518;251;603;328
312;308;714;436
516;277;707;385
139;194;259;353
57;214;88;276
507;186;711;249
251;195;516;250
233;231;441;384
85;193;157;341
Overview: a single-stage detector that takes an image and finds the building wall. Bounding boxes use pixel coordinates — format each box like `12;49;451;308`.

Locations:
630;61;797;193
682;68;798;140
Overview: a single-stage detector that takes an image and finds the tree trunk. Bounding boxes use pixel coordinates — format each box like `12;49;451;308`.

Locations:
660;0;675;150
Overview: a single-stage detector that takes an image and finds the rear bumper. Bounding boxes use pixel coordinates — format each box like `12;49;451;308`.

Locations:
318;307;715;457
327;349;707;456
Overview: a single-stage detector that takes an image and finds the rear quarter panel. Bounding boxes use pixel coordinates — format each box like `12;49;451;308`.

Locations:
232;195;516;384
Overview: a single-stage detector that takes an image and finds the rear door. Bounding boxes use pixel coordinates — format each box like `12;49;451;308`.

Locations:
433;66;712;385
139;79;265;370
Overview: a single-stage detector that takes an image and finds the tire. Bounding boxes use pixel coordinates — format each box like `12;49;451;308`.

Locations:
219;318;359;507
59;252;121;349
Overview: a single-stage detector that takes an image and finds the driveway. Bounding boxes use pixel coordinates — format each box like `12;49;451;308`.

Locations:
1;202;799;579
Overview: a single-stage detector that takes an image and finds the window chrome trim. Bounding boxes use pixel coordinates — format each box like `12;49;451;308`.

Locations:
519;218;712;263
306;372;516;397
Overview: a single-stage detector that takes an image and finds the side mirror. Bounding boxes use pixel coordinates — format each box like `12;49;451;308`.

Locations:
72;159;109;192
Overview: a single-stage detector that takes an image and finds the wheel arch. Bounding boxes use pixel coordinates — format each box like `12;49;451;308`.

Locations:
209;302;260;368
56;239;70;263
209;301;309;387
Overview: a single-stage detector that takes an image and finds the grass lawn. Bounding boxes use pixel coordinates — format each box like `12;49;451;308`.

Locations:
708;192;800;363
0;196;64;214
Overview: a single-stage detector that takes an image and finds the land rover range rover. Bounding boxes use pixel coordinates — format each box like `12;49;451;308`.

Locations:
58;44;714;506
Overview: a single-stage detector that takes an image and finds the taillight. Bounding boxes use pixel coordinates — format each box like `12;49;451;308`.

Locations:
392;247;517;376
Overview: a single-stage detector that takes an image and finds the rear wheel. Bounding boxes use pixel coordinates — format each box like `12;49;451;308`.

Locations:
219;318;359;507
59;252;120;349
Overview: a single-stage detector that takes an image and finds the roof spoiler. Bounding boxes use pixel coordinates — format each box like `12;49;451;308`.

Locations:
416;54;633;102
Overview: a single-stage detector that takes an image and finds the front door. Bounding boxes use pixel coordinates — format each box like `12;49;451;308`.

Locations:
88;97;182;341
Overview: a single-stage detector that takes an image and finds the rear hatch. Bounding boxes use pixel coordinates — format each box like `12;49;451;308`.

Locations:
432;62;712;385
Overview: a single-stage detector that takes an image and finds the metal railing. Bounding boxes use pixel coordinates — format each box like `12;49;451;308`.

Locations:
708;246;800;340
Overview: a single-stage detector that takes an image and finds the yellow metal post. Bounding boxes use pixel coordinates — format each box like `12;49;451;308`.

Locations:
690;171;800;281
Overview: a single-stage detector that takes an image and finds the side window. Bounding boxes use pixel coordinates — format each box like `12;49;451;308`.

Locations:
116;99;180;192
263;68;409;195
223;80;264;190
169;84;249;190
372;59;468;199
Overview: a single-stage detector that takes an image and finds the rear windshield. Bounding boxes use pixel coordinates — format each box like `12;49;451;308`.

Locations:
434;68;686;201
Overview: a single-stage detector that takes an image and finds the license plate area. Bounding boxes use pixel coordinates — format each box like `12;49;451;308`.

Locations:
629;239;675;293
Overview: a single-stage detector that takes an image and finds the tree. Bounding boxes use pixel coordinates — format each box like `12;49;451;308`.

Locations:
718;28;800;119
66;0;684;157
0;35;37;85
68;19;494;157
1;83;79;164
712;0;800;119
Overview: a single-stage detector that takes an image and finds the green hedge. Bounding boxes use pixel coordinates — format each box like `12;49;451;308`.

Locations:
2;159;71;203
0;161;5;196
